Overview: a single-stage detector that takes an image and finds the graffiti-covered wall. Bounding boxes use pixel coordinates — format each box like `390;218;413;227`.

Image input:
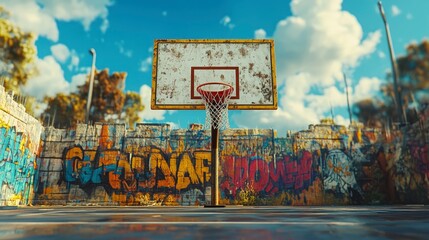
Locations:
33;115;429;206
0;85;44;206
1;83;428;206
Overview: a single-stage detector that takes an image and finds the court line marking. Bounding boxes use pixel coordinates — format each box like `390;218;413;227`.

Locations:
16;211;359;217
0;221;361;226
17;209;90;217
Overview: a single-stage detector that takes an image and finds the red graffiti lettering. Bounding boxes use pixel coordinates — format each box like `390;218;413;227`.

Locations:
221;151;314;196
249;159;269;192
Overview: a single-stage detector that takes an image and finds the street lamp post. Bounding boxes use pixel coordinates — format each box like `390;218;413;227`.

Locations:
378;1;406;124
86;48;96;123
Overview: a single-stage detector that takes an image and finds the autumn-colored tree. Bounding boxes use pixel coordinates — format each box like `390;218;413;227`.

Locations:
0;6;38;115
352;99;387;128
43;93;86;128
81;69;127;123
353;40;429;126
43;69;144;128
396;40;429;111
123;91;144;128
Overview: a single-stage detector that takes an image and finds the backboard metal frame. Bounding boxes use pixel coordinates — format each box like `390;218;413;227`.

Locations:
151;39;277;110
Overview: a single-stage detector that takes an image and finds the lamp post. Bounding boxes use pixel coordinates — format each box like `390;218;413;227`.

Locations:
86;48;96;123
378;1;406;124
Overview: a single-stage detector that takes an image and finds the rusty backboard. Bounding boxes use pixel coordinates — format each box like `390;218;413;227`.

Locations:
151;39;277;110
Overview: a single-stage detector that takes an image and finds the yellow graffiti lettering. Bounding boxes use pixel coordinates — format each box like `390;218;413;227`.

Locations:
65;146;83;160
169;152;178;178
176;152;199;190
118;154;131;173
149;149;175;188
131;155;144;171
194;151;211;183
112;192;129;205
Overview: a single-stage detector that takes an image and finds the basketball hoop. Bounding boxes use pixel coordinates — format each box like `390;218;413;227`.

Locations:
197;82;234;130
197;82;233;207
152;39;277;207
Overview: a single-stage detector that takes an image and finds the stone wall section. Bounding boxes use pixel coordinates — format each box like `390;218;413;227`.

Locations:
0;85;43;206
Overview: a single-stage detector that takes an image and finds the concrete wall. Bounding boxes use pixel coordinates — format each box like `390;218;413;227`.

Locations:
0;85;43;206
33;116;429;206
1;83;428;206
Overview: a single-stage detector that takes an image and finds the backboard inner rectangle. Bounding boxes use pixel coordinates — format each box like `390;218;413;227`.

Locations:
191;66;239;99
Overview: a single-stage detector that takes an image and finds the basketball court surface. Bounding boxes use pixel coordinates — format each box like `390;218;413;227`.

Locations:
3;40;425;239
1;206;428;239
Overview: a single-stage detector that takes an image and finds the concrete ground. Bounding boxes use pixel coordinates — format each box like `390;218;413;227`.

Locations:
0;205;428;239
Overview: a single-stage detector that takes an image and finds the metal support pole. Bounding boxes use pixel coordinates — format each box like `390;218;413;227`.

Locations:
205;104;224;208
86;48;96;123
210;126;220;206
378;1;406;124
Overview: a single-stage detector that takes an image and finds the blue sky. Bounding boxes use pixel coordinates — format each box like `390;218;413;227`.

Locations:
1;0;428;134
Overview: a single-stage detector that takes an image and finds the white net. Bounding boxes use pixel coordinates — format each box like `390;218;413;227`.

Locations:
197;82;234;130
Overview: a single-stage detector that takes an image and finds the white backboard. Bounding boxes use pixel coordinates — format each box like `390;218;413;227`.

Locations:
151;39;277;110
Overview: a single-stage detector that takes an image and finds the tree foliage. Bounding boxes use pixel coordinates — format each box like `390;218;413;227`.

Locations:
0;6;37;93
43;93;86;128
123;91;144;128
396;40;429;103
353;40;429;127
0;6;38;115
43;69;144;128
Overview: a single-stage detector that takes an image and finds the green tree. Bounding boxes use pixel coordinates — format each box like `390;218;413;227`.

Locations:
0;6;38;115
353;40;429;126
43;69;144;128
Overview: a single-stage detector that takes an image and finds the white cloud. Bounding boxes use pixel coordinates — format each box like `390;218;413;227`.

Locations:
139;57;152;72
254;29;267;39
38;0;113;33
391;5;401;17
138;84;175;121
21;56;70;100
233;0;380;132
50;44;82;72
406;13;413;20
68;51;80;71
378;51;386;58
69;73;88;93
306;86;347;115
334;114;349;126
0;0;113;41
51;44;70;63
0;0;110;102
220;15;235;29
34;102;48;118
352;77;382;102
100;18;109;33
220;16;231;26
0;0;59;41
116;41;133;58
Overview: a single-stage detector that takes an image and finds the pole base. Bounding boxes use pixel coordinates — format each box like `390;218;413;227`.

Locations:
204;205;226;208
